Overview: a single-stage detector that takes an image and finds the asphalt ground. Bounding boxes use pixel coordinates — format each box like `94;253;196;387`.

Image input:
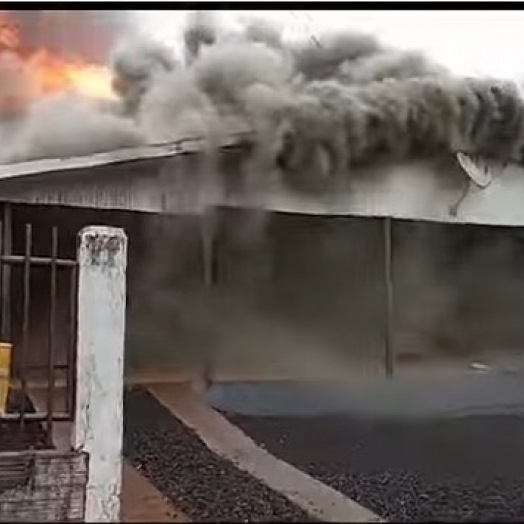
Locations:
222;411;524;522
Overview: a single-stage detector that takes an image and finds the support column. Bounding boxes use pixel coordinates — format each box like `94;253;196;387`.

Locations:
200;207;218;388
384;217;395;378
73;226;128;522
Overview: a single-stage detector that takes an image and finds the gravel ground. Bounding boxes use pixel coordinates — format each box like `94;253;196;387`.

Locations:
0;389;51;452
123;386;315;522
223;411;524;522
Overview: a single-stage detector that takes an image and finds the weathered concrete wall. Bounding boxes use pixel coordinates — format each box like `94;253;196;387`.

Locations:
74;226;127;522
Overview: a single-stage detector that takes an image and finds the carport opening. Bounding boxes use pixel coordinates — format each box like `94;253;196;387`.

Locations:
200;210;524;417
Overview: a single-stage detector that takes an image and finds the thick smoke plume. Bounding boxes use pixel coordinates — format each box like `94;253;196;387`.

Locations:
4;11;522;378
2;11;524;194
3;10;135;63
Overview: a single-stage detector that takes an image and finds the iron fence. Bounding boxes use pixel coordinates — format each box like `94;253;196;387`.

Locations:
0;203;78;445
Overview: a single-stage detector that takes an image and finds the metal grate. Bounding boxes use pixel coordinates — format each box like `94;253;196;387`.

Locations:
0;203;78;446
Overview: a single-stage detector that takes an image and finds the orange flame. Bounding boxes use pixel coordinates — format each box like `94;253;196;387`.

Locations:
0;11;114;103
26;49;114;99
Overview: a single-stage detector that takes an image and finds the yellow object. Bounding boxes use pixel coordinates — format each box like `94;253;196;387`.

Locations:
0;342;12;416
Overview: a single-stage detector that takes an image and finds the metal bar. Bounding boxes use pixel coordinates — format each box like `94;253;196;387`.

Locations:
201;207;217;388
0;412;71;422
46;226;58;444
11;363;69;371
1;204;12;340
0;219;3;344
0;255;76;267
19;223;31;427
384;217;395;378
66;262;77;420
202;207;218;287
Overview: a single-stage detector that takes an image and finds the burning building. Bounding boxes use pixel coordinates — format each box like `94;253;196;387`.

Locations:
3;12;524;522
0;9;524;390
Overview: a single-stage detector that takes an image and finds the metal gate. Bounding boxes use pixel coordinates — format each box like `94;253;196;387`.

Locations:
0;203;78;448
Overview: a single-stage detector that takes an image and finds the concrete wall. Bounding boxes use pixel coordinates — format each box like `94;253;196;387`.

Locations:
74;225;127;522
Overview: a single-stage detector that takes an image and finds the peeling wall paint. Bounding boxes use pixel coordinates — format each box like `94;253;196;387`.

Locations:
73;226;127;522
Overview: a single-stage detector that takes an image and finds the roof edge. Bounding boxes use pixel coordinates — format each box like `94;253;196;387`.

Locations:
0;131;254;182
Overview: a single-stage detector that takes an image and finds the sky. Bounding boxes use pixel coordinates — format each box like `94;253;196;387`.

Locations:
136;9;524;81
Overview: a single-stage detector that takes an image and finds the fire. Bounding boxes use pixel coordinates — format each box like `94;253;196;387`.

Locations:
26;49;114;100
0;10;115;102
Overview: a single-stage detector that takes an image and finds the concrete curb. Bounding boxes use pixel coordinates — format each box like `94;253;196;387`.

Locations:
149;383;382;523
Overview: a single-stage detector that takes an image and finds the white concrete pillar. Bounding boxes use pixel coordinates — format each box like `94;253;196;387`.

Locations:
73;226;127;522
